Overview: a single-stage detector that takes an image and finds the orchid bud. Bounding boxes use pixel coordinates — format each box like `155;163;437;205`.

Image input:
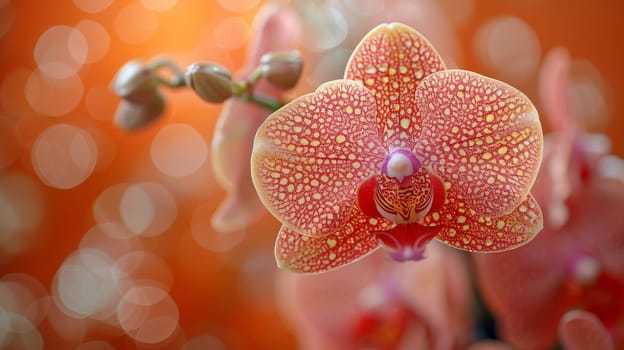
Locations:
113;93;165;131
186;63;233;103
260;51;303;90
111;60;158;103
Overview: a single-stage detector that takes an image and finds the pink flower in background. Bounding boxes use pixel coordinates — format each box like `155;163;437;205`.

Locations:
251;23;543;273
276;242;473;350
559;310;615;350
473;48;624;349
210;3;299;232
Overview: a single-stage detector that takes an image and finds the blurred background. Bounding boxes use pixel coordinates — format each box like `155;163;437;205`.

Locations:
0;0;622;348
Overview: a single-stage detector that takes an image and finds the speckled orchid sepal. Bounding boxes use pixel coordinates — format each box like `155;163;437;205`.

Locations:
416;69;543;217
252;79;386;238
345;22;447;150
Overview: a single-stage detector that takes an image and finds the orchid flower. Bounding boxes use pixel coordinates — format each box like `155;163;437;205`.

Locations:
559;310;615;350
210;3;299;232
472;48;624;349
276;242;473;349
251;23;544;273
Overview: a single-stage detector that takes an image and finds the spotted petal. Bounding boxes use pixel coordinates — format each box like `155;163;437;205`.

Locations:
252;80;386;236
416;69;543;216
426;192;543;252
345;22;446;149
275;206;394;273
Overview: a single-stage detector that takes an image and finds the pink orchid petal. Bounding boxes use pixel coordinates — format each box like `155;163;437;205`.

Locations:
275;250;390;350
466;341;513;350
211;189;266;233
564;178;624;279
276;243;474;349
252;80;386;236
212;99;267;194
274;205;394;273
426;193;543;252
473;177;624;348
416;69;543;216
345;22;446;149
211;3;297;232
538;47;576;132
559;310;615;350
245;3;299;67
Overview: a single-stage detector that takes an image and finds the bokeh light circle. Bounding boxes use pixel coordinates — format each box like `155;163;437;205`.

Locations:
150;123;209;178
34;25;88;79
46;302;88;342
0;311;44;350
115;251;173;292
474;16;541;83
569;59;611;130
31;123;98;189
0;172;44;252
72;0;113;14
25;69;84;117
120;184;155;235
117;284;179;344
0;2;15;39
53;249;124;320
0;273;50;326
80;223;143;259
295;2;348;51
75;19;111;64
119;182;178;237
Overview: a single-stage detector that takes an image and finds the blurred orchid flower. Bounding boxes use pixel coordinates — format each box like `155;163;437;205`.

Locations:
472;47;624;349
533;47;614;228
210;3;299;233
252;23;543;273
559;310;615;350
276;242;473;349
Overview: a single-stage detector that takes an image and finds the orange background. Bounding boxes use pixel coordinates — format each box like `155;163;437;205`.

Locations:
0;0;622;348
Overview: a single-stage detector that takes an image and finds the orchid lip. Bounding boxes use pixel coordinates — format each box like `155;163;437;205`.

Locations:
381;149;422;183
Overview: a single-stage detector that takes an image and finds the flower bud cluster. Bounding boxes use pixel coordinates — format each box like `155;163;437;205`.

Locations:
111;60;165;131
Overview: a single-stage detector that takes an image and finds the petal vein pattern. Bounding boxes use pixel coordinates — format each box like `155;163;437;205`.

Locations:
416;70;543;216
252;80;386;236
345;22;446;149
275;206;394;273
426;192;543;251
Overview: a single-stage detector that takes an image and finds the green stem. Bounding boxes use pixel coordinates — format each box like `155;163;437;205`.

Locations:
151;58;187;88
155;75;186;88
238;92;284;112
149;58;285;111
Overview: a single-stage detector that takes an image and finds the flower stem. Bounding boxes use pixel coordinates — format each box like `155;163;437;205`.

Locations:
238;92;284;112
150;58;187;88
149;58;285;112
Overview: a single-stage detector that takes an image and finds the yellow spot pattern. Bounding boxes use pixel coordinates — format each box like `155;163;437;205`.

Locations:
251;80;386;237
416;69;543;216
345;23;446;149
274;207;395;273
423;192;542;252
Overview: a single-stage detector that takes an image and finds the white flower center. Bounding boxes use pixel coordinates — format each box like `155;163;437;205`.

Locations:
385;152;414;182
